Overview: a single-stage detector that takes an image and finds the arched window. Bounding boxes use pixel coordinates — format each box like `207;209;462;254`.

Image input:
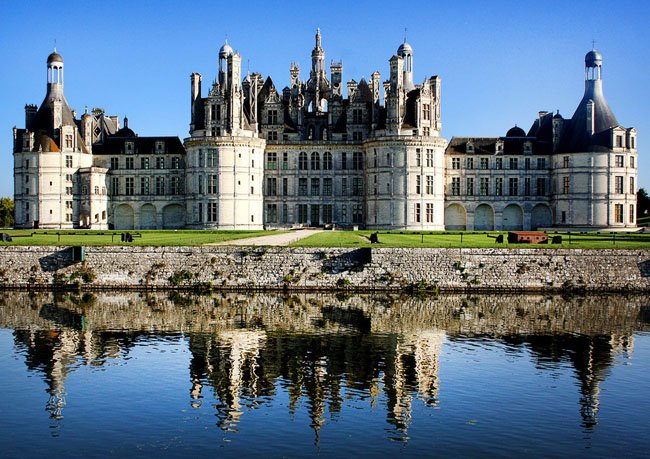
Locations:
323;152;332;170
311;152;320;170
299;152;308;170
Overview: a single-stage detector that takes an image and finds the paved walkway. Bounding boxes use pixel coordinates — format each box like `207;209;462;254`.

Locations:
211;229;323;246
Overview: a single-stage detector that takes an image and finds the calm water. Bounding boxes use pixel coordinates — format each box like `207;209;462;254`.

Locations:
1;291;649;458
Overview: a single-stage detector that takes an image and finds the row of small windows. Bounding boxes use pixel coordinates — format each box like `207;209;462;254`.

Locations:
266;203;364;225
614;176;635;194
122;141;168;154
451;156;547;170
266;177;364;197
613;204;635;224
449;177;548;197
111;176;184;196
266;151;364;171
414;203;436;223
110;156;182;170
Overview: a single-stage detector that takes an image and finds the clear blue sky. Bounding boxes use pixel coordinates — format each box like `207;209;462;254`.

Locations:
1;0;648;198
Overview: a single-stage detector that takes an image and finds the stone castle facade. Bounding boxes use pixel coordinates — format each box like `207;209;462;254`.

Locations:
13;31;638;230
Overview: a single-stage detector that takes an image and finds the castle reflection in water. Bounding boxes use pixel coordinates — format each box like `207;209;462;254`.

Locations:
1;291;648;440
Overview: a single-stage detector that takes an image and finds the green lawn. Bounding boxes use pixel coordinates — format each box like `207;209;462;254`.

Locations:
291;230;650;249
0;229;282;246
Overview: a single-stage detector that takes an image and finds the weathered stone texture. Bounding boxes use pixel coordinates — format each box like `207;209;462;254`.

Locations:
0;246;649;292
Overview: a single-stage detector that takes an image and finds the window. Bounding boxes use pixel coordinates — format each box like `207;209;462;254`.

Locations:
282;178;288;196
341;152;347;170
198;176;204;194
480;158;488;170
416;175;421;195
537;157;546;169
171;177;181;195
125;177;134;196
267;131;278;141
352;131;363;141
524;177;531;196
352;204;363;224
495;158;503;170
207;202;218;222
352;109;363;124
508;177;518;196
452;157;461;169
536;177;546;196
342;177;347;195
563;176;570;194
423;127;430;136
310;205;320;225
323;204;333;224
267;152;277;170
563;156;570;168
630;156;635;168
615;203;623;223
630;204;635;224
299;152;308;170
616;135;623;148
416;149;421;167
466;157;474;169
140;177;149;195
466;177;474;196
352;177;363;196
480;177;489;196
509;157;518;171
495;178;503;196
111;177;119;195
298;178;308;196
125;157;134;170
323;178;332;196
415;203;421;223
110;157;119;169
282;152;288;170
615;176;624;194
208;175;218;194
451;177;460;196
155;177;165;196
198;150;204;167
298;204;308;224
156;141;165;153
65;134;73;149
426;203;434;223
323;152;332;170
311;178;320;196
125;141;134;154
353;152;363;170
615;155;624;167
156;157;165;169
630;177;635;195
94;186;99;195
172;157;180;169
267;177;277;196
207;149;217;167
426;175;434;195
423;104;430;120
141;157;149;169
525;158;531;170
311;152;320;170
267;204;278;223
268;110;278;124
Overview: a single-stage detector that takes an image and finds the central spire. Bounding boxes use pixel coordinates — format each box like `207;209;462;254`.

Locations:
315;28;322;49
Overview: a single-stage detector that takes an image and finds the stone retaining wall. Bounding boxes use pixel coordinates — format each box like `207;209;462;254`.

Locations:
0;246;649;292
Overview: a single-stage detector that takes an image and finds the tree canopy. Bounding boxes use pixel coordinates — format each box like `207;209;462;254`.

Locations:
0;197;13;228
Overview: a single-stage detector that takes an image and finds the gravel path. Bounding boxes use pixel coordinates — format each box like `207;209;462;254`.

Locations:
210;229;323;246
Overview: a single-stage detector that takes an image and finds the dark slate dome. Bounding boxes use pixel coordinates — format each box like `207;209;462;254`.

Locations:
506;125;526;137
585;49;602;67
47;51;63;64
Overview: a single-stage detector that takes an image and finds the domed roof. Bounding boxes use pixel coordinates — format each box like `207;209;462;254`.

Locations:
506;125;526;137
47;50;63;64
219;41;233;57
585;49;602;67
397;41;413;56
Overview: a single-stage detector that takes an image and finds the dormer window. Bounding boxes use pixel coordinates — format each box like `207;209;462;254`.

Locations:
125;141;134;154
524;142;532;153
466;142;474;154
155;141;165;153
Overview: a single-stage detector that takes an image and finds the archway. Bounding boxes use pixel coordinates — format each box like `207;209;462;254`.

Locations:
114;204;134;230
162;204;185;229
140;204;157;230
531;204;552;229
503;204;524;230
445;204;467;230
474;204;494;230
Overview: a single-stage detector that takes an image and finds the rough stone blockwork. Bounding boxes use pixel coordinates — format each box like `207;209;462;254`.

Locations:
0;246;649;292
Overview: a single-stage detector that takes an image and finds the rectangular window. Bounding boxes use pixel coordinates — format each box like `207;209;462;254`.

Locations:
267;204;278;223
352;204;363;224
323;204;333;224
172;157;180;169
480;177;489;196
630;156;635;168
342;177;348;195
282;152;288;170
563;156;570;168
352;109;363;124
524;177;531;196
495;158;503;170
615;155;624;167
352;131;363;141
480;158;489;170
198;203;203;223
156;157;165;169
310;205;320;225
207;175;218;194
466;157;474;169
426;203;434;223
563;176;570;194
311;178;320;196
426;175;434;195
65;155;73;168
452;157;461;169
495;177;503;196
263;152;277;171
616;135;623;148
615;176;624;194
426;150;434;167
353;152;363;170
615;203;624;223
323;152;333;170
155;177;165;196
65;134;73;149
630;204;635;224
537;157;546;169
298;178;308;196
282;178;288;196
536;177;546;196
265;177;277;196
466;177;474;196
323;178;332;196
341;152;347;170
267;131;278;141
423;104;430;120
298;204;308;224
630;176;635;195
111;177;119;195
352;177;363;196
415;203;421;223
207;202;218;222
416;149;421;167
125;157;134;170
267;110;278;124
141;157;149;169
508;177;518;196
171;177;181;195
140;177;149;195
125;177;134;196
198;176;204;194
207;150;217;167
451;177;460;196
416;175;421;195
509;157;518;170
110;157;119;169
525;158;531;170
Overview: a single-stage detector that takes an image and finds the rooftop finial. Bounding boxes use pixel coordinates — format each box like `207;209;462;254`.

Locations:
316;28;321;48
404;27;407;43
592;39;596;50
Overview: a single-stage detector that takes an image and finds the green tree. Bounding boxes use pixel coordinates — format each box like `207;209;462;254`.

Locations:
637;188;650;221
0;197;14;228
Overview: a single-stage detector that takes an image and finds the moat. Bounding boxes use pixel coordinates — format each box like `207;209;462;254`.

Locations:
1;291;649;457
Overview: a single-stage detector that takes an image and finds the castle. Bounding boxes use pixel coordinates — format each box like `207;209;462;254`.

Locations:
13;30;638;231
